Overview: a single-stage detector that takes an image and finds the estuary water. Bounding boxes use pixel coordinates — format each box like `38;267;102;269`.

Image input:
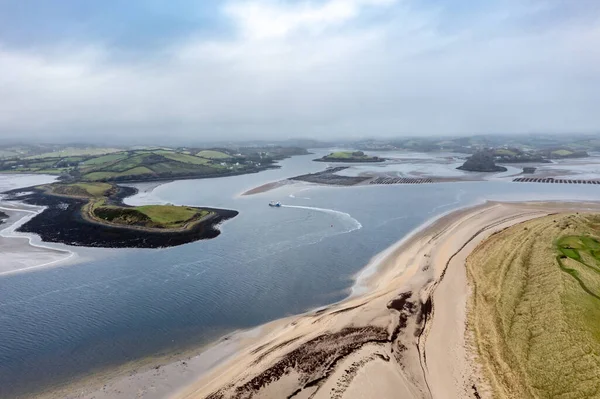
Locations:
1;152;600;397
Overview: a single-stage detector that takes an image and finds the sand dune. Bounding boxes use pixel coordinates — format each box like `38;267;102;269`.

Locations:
170;201;600;399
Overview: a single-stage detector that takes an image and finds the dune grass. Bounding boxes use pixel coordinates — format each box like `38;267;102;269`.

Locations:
466;213;600;398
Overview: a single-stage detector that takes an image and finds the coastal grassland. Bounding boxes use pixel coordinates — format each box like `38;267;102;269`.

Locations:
92;204;211;229
466;213;600;398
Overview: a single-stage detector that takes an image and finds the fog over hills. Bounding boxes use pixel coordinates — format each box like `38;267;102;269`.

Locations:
0;0;599;143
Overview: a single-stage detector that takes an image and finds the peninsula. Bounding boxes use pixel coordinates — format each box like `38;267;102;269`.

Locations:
314;151;385;163
3;182;238;248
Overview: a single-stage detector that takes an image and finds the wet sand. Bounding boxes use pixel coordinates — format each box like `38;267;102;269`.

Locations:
0;202;75;276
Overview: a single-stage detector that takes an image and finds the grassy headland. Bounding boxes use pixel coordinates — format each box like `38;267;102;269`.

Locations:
466;213;600;398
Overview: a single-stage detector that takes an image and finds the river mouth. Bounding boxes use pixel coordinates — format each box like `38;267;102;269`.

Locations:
2;152;600;398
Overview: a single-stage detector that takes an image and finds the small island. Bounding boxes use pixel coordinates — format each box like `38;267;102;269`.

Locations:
4;182;238;248
314;151;385;163
457;150;508;172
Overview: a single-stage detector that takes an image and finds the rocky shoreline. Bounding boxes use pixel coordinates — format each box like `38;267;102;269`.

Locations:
2;186;238;249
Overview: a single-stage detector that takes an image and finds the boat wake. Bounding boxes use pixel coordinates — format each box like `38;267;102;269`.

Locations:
280;205;362;232
289;188;311;200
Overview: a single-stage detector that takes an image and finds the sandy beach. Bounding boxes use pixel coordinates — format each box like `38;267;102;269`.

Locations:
25;200;600;399
0;202;76;276
166;201;600;399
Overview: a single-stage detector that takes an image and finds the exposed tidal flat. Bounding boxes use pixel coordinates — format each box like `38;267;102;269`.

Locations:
1;152;600;398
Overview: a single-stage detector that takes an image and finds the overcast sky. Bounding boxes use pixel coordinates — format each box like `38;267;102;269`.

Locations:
0;0;599;144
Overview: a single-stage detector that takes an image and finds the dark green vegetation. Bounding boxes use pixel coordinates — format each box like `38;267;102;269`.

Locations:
457;150;507;172
467;213;600;398
314;151;384;163
0;145;309;182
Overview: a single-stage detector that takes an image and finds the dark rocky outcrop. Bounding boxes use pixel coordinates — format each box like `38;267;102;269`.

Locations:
457;150;508;172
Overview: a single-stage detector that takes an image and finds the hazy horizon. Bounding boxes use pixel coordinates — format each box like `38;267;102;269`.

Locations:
1;0;599;143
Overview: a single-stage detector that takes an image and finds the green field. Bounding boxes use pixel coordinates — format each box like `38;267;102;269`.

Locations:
552;149;574;157
161;153;211;165
467;214;600;398
50;182;113;198
82;153;128;166
25;147;121;160
83;166;154;181
196;150;231;159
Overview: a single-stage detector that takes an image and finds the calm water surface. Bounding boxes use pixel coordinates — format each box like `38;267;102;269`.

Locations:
1;153;599;397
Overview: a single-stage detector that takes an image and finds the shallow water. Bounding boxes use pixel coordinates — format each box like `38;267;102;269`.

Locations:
1;155;600;397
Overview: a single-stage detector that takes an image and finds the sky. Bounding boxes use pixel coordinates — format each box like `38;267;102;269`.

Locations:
0;0;599;144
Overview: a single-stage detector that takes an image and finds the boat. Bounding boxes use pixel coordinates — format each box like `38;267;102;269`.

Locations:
269;201;282;207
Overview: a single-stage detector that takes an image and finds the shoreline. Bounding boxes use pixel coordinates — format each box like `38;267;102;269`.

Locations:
171;200;600;399
40;199;600;399
0;201;77;276
27;201;600;399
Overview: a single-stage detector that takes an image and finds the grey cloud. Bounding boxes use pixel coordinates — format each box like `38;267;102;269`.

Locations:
0;0;598;144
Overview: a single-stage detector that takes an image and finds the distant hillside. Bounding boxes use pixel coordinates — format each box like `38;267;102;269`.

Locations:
0;146;309;183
